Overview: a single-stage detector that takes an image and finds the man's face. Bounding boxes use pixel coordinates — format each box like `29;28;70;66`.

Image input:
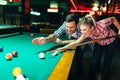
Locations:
66;21;77;35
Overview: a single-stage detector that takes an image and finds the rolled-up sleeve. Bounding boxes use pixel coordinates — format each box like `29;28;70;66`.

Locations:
97;18;113;28
53;21;66;38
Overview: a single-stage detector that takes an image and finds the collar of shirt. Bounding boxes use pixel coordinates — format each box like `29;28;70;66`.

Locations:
66;26;81;39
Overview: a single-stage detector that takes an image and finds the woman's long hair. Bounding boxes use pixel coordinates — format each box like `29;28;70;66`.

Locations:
79;14;96;28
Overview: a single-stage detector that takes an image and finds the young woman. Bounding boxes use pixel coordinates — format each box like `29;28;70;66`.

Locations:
32;14;89;78
57;15;120;80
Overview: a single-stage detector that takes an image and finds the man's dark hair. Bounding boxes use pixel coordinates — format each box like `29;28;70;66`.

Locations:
65;14;79;24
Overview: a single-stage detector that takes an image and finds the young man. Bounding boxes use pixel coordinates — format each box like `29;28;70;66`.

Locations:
32;13;90;79
56;15;120;80
32;13;81;44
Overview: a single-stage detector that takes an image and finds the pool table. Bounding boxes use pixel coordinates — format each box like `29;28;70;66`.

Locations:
0;32;76;80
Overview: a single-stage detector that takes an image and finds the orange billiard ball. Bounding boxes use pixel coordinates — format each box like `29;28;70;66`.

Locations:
12;51;18;57
30;33;34;37
6;53;12;60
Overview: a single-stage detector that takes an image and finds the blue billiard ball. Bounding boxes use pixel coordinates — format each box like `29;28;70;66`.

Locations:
0;47;3;52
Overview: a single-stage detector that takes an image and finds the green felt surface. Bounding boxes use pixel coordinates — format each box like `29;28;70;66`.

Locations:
0;33;63;80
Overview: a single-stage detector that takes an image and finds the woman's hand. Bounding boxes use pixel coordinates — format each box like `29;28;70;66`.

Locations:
118;30;120;35
54;38;64;44
56;46;68;52
32;37;46;44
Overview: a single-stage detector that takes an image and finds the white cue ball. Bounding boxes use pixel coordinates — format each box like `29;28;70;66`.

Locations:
39;52;45;59
16;74;26;80
52;51;59;56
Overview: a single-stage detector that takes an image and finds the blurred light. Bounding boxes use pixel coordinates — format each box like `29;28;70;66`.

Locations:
48;1;58;13
70;0;77;10
50;1;58;8
93;3;99;7
0;1;7;5
108;0;111;4
70;9;92;12
61;12;64;15
30;11;41;16
92;6;99;11
9;0;13;2
47;8;58;13
97;10;102;16
102;7;107;12
89;11;95;16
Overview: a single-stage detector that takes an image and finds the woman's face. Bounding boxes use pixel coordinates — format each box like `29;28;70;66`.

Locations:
80;24;93;35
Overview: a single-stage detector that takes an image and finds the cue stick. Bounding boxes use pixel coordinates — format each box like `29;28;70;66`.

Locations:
37;44;66;53
47;34;120;53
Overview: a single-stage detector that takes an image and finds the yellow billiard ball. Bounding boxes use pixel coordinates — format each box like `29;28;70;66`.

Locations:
13;67;22;77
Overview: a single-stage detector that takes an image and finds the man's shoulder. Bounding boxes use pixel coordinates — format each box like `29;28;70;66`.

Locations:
59;21;66;28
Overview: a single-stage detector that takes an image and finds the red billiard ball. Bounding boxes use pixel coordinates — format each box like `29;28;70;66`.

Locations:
30;33;34;37
12;51;18;57
6;53;12;60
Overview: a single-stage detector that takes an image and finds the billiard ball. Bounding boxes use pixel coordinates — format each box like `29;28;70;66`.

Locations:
13;67;22;77
13;67;29;80
30;33;34;37
39;52;45;59
52;51;58;56
0;47;3;52
16;74;26;80
12;51;18;57
6;53;12;60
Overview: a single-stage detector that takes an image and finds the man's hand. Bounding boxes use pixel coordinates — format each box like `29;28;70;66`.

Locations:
32;37;46;44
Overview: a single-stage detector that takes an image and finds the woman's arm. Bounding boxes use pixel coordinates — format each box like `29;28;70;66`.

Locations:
57;35;86;51
111;17;120;34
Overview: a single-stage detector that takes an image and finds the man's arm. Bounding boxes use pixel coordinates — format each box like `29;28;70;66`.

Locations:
46;35;76;44
32;22;66;44
61;40;76;44
45;34;57;42
46;21;67;43
55;38;76;44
